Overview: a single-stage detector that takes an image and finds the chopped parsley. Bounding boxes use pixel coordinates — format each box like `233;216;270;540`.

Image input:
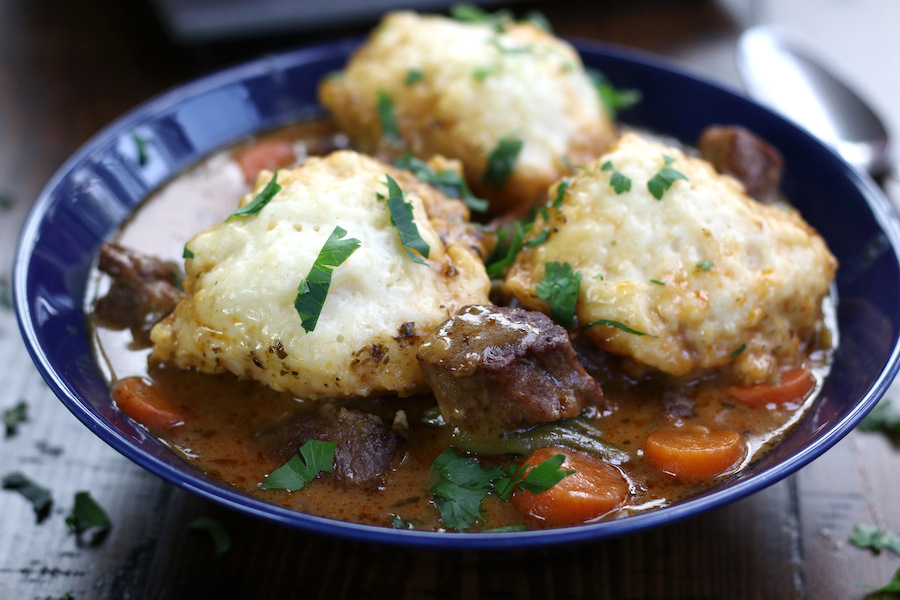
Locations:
259;439;336;491
849;523;900;556
587;69;642;119
483;135;523;190
647;165;688;200
861;567;900;594
472;64;500;82
484;525;528;533
696;259;714;271
523;228;549;249
600;160;631;194
131;132;149;166
3;401;27;436
485;221;526;278
389;514;414;529
430;449;504;531
649;279;665;286
294;227;361;332
66;491;112;536
663;154;677;165
487;38;533;55
381;174;431;264
729;343;746;359
551;178;569;208
188;517;231;556
858;400;900;439
535;262;582;328
494;453;574;501
582;319;655;337
376;90;401;143
393;152;488;212
0;278;11;310
523;10;552;32
2;472;52;522
183;245;194;259
227;170;281;221
449;3;513;31
405;68;424;86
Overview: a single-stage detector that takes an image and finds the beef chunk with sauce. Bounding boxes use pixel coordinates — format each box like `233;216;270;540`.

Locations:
93;242;184;347
416;305;603;441
698;125;784;204
255;405;399;488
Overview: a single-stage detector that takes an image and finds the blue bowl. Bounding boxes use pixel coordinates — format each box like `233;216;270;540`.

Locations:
14;38;900;550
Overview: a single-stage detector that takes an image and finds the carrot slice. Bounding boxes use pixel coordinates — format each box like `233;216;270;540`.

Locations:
235;139;295;184
645;425;745;482
112;377;185;430
510;447;629;527
726;367;814;407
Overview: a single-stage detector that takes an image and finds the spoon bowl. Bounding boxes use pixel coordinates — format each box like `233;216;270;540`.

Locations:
738;25;891;176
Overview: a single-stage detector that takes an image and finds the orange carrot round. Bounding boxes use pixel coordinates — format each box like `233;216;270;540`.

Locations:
644;425;745;482
510;447;629;527
726;367;814;407
112;377;185;430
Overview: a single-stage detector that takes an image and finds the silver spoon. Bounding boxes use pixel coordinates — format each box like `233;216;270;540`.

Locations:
737;25;892;178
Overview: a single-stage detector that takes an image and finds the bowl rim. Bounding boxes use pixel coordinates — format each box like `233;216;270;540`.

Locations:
14;35;900;550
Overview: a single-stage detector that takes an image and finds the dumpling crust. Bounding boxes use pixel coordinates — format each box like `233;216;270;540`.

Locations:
318;11;617;216
504;133;837;382
151;150;490;400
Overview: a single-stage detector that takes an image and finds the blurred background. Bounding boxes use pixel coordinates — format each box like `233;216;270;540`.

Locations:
2;0;900;598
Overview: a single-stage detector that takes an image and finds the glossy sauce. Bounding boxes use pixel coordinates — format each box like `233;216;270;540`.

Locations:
89;119;834;531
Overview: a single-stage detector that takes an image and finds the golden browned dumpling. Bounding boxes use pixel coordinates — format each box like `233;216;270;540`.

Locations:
318;11;617;217
504;133;837;383
151;150;490;400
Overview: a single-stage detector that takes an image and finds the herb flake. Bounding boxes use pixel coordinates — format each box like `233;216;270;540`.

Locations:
485;222;526;278
587;69;642;119
3;401;27;436
610;171;632;194
849;523;900;556
228;171;282;221
259;439;336;491
696;259;714;271
858;400;900;439
730;343;746;359
66;491;112;535
0;279;11;310
484;525;528;533
450;3;512;31
523;228;549;249
377;90;401;143
405;68;424;86
649;279;665;286
394;152;487;212
647;166;688;200
430;449;504;531
183;245;194;259
189;517;232;556
861;567;900;594
582;319;655;337
2;472;52;522
131;132;149;166
551;178;569;208
483;135;523;189
382;174;431;264
535;262;582;328
495;453;574;501
294;227;361;332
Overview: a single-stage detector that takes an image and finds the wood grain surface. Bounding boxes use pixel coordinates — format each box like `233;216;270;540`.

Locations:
2;1;900;598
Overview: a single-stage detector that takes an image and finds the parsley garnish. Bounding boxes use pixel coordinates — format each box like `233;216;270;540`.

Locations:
523;10;552;32
2;472;52;522
649;279;665;286
696;260;714;271
450;3;512;31
858;400;900;439
600;160;631;194
487;38;533;55
0;279;11;310
663;154;677;165
472;64;500;82
131;132;149;166
551;178;569;208
394;152;488;212
405;68;424;86
849;523;900;556
228;171;282;221
494;453;574;501
294;227;361;332
183;245;194;259
485;221;526;278
582;319;655;337
484;525;528;532
647;165;688;200
189;517;231;556
587;69;642;119
4;401;27;436
535;262;582;328
66;491;112;535
259;439;336;491
381;174;431;264
389;514;414;529
483;135;523;189
861;567;900;594
377;90;401;143
523;229;549;249
430;449;504;531
730;344;746;359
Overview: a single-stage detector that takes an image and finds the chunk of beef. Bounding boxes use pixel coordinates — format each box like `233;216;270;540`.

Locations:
255;405;399;488
416;305;603;441
698;125;784;204
93;242;184;347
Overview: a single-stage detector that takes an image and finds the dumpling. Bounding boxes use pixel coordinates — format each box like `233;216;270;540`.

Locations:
504;133;837;383
150;150;491;399
318;10;616;216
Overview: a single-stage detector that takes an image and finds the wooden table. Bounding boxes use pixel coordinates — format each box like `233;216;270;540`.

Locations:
2;0;899;598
